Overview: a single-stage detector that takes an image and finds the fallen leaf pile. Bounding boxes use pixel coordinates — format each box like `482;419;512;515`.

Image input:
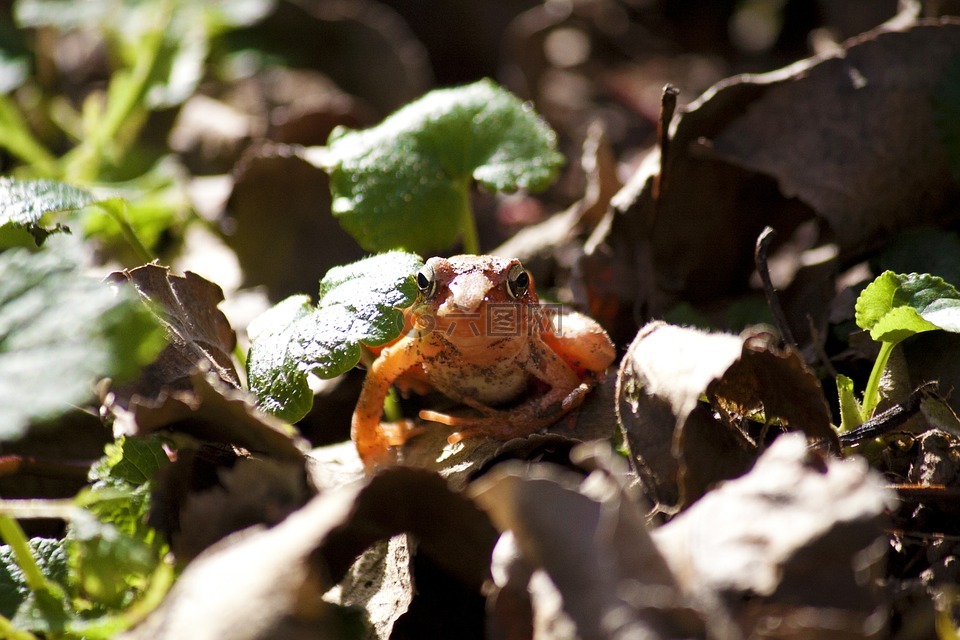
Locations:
6;2;960;639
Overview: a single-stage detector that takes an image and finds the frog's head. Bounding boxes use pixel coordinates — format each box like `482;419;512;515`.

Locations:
412;255;539;338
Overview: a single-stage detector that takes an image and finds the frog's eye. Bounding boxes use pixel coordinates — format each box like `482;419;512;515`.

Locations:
506;263;530;299
416;264;436;298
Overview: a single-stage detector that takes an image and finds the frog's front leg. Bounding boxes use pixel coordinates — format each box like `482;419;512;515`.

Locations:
540;309;616;377
419;345;589;442
352;336;428;470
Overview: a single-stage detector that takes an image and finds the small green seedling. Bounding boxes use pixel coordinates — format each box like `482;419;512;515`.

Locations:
312;79;564;255
247;251;423;423
838;271;960;432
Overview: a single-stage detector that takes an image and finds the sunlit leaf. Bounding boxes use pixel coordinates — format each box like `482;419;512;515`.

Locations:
0;538;67;619
0;178;94;244
320;79;563;253
855;271;960;343
247;251;422;423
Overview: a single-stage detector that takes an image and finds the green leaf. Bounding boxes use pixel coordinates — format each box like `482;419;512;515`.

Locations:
66;511;158;610
245;295;315;422
80;436;169;543
88;436;169;487
248;252;423;422
855;271;960;343
836;374;863;433
0;178;95;244
0;238;167;439
0;539;67;620
322;79;563;253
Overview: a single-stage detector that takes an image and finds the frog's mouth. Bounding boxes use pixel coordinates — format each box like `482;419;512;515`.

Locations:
439;270;493;314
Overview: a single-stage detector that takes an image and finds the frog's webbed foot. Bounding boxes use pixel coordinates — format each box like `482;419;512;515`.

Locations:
419;383;592;444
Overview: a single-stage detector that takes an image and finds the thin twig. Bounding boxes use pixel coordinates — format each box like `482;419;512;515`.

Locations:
838;382;937;447
754;226;796;347
652;84;680;207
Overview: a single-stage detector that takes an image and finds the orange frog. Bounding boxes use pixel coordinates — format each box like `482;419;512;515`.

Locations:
352;255;616;469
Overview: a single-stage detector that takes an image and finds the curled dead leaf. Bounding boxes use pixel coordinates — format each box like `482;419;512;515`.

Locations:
585;18;960;337
122;467;496;640
654;434;895;638
617;321;837;509
107;264;239;403
469;445;707;639
150;448;314;563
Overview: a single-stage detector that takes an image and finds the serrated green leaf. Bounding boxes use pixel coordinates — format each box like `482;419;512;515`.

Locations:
247;252;423;423
88;436;169;487
868;305;938;344
0;539;67;620
323;79;563;253
80;436;169;544
0;238;167;439
0;178;94;244
245;295;316;422
855;271;960;343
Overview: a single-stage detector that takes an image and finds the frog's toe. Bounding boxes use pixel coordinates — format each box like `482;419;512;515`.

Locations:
379;419;423;446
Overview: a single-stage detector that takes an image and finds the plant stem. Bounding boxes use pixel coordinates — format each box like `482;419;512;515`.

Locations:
383;388;403;422
861;340;896;419
0;96;59;177
0;616;39;640
98;200;154;264
459;182;480;254
65;4;171;182
0;516;50;594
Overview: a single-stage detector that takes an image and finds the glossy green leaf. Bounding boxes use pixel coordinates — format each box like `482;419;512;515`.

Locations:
322;79;563;253
247;251;423;423
245;295;316;423
0;238;167;439
0;178;94;244
855;271;960;343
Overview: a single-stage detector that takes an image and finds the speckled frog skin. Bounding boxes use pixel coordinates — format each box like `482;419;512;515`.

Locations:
352;255;616;469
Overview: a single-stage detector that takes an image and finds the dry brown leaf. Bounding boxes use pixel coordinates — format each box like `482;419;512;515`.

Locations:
711;21;960;252
151;450;314;562
111;369;305;462
653;434;895;638
494;122;623;271
584;18;960;337
118;481;365;640
122;467;496;640
470;447;706;639
108;264;238;404
617;322;836;509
